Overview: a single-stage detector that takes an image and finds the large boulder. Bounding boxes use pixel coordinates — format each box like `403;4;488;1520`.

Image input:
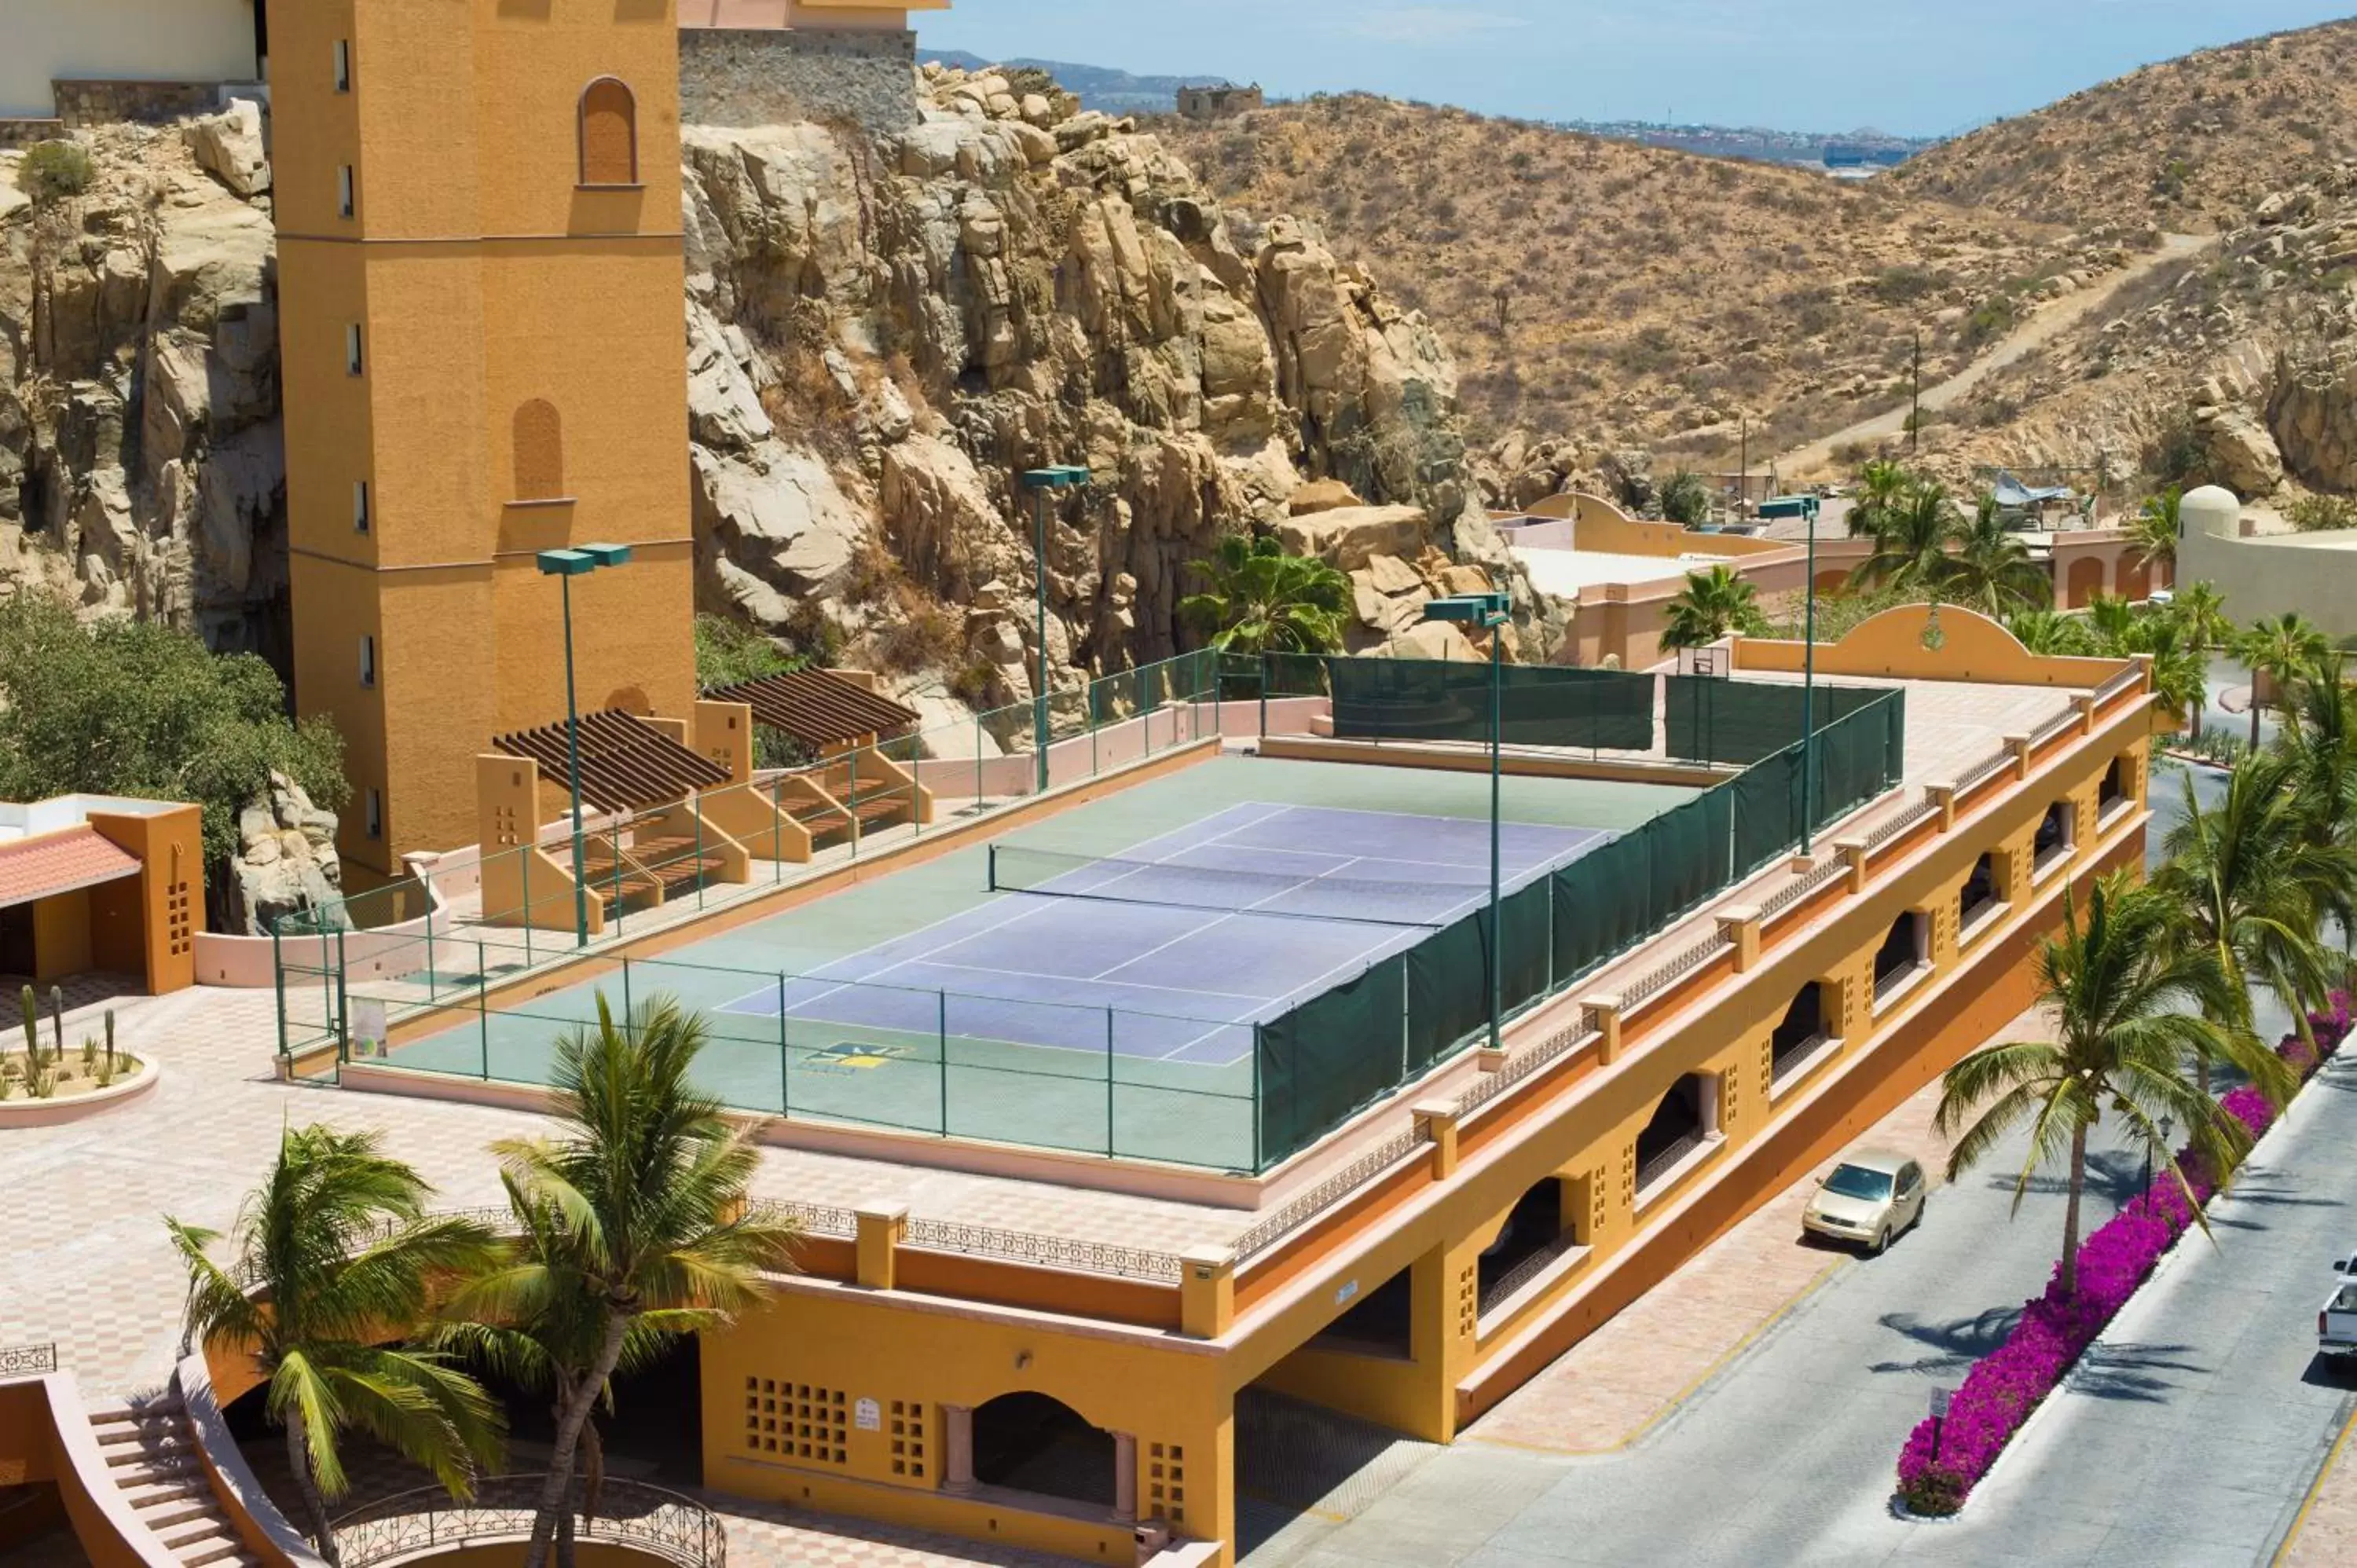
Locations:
182;100;270;198
227;772;346;936
1275;504;1431;571
2197;404;2285;496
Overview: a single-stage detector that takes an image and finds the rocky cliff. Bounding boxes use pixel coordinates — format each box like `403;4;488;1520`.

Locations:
0;68;1555;751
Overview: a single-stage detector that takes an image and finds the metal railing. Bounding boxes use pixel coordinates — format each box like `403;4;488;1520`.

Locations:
900;1218;1183;1284
2030;703;2083;749
768;1200;857;1239
0;1342;57;1379
1956;744;2015;797
1232;1126;1429;1263
2092;663;2146;706
1864;797;1940;853
1478;1230;1589;1321
1457;1017;1600;1120
1623;931;1730;1011
332;1475;725;1568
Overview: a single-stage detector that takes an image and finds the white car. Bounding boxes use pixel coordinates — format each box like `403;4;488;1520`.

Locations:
1802;1149;1927;1255
2323;1266;2357;1361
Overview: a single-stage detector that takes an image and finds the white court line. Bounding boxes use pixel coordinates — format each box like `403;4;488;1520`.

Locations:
730;803;1301;1021
906;958;1268;1008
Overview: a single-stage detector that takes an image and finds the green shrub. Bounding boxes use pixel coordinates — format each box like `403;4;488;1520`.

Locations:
2286;493;2357;533
19;140;94;203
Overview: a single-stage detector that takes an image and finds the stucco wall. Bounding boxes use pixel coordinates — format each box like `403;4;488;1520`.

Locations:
0;0;256;119
2177;523;2357;639
680;27;920;135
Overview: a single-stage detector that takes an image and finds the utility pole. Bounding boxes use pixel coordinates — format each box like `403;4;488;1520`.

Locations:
1739;415;1749;517
1910;330;1923;455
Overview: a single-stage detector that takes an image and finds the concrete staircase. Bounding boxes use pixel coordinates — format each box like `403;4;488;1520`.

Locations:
88;1397;263;1566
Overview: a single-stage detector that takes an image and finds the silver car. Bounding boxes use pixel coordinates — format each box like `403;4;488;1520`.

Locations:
1802;1149;1928;1255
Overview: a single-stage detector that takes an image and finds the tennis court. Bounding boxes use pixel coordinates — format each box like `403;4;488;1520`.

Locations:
713;802;1610;1067
381;757;1692;1170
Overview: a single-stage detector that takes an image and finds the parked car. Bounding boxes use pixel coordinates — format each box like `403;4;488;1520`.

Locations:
2322;1277;2357;1362
1802;1149;1927;1255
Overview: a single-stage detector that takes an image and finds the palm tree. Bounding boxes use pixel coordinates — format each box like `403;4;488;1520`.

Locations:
1846;481;1959;596
167;1127;505;1563
1947;493;2052;617
1848;459;1917;539
2084;592;2138;652
1936;874;2253;1298
2006;609;2095;657
460;995;798;1568
2115;611;2209;735
2129;487;2183;581
1661;564;1768;650
2279;651;2357;947
2154;750;2354;1084
1178;534;1353;656
2236;611;2330;749
2172;580;2232;652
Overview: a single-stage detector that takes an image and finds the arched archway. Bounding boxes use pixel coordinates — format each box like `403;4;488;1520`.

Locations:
1636;1074;1717;1196
603;683;651;715
513;399;564;500
970;1392;1114;1508
579;77;639;185
2064;557;2105;609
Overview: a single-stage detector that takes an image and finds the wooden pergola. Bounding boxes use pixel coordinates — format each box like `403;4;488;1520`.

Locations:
702;669;920;753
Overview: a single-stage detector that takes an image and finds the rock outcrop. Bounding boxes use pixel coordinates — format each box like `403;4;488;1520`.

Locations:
226;771;346;936
2;66;1559;744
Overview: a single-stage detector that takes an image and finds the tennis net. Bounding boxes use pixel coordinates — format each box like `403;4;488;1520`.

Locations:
987;844;1486;928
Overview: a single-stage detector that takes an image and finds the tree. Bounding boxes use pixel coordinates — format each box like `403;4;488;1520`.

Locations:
1946;493;2052;617
2154;751;2353;1085
166;1128;504;1564
461;996;798;1568
1659;468;1712;528
1846;481;1959;596
1848;459;1918;539
2235;611;2330;749
2129;487;2183;579
1936;875;2255;1299
2006;610;2095;657
1660;565;1769;650
2113;612;2209;734
1178;534;1353;657
2171;580;2231;651
0;591;347;928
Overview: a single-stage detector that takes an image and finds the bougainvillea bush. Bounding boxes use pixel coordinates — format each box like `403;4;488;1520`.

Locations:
1895;995;2346;1515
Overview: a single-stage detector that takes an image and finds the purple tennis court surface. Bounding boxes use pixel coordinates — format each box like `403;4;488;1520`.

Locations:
717;803;1610;1068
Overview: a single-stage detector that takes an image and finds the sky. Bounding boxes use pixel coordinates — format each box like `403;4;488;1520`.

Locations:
922;1;2357;137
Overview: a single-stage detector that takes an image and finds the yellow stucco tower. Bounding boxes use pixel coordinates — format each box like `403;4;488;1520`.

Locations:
276;0;697;883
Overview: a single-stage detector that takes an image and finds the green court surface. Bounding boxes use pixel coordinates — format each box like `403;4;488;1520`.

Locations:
382;755;1694;1171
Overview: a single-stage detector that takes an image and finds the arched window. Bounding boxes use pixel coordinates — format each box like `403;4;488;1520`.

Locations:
513;400;564;501
579;78;639;186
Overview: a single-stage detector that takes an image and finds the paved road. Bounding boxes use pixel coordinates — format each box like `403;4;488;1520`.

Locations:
1777;234;2214;480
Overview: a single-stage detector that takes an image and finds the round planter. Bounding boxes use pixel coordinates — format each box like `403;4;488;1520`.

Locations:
0;1055;157;1127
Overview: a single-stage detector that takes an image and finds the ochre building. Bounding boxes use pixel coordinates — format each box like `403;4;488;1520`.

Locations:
275;0;698;884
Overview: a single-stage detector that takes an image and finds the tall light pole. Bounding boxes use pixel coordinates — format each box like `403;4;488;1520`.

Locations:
535;543;632;947
1423;590;1513;1054
1018;466;1090;795
1801;500;1819;856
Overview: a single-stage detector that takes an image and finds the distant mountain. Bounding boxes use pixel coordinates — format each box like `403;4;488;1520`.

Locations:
918;51;1238;116
1547;121;1940;170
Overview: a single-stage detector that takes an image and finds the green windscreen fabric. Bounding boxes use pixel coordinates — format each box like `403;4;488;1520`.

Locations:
1256;958;1407;1164
1326;660;1655;750
1732;745;1804;873
1666;677;1900;767
1406;914;1488;1072
1501;878;1553;1011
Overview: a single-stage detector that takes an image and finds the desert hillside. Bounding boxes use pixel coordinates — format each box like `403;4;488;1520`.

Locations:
1891;20;2357;233
1155;94;2134;467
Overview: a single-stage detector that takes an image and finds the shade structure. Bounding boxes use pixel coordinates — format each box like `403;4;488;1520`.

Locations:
491;709;729;815
704;669;920;751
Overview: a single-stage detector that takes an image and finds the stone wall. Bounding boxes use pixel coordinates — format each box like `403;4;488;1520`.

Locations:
0;119;66;150
52;79;222;128
680;28;918;137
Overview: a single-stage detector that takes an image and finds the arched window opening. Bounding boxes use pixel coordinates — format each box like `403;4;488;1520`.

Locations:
970;1392;1114;1508
1636;1074;1717;1196
2034;800;2075;877
579;77;639;186
1872;911;1929;1002
1477;1177;1578;1317
1770;982;1829;1086
1313;1261;1413;1360
1959;852;2002;932
513;400;564;501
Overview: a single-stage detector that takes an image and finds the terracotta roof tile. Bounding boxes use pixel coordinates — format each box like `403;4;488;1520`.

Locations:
0;826;141;908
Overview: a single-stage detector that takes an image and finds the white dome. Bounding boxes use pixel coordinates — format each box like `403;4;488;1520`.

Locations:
2181;485;2242;539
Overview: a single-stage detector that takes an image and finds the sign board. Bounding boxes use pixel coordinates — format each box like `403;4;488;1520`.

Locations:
1928;1388;1952;1420
349;999;388;1060
1334;1280;1359;1309
854;1398;881;1432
